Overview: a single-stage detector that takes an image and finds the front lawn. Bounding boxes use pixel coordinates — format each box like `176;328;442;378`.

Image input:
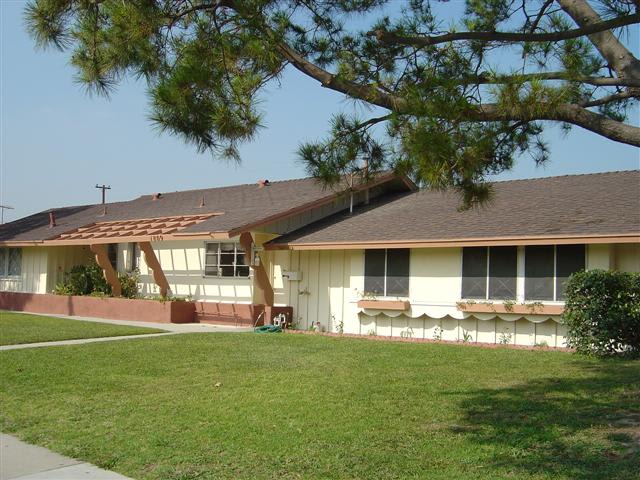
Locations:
0;311;166;345
1;333;638;479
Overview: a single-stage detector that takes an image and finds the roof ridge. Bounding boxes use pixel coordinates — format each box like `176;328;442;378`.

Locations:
143;175;321;197
489;169;639;185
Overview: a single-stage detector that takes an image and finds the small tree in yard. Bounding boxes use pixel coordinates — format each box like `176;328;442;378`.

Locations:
563;269;640;358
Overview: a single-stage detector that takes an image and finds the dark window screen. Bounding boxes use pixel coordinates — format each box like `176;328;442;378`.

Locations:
386;249;410;296
462;247;487;299
364;250;386;295
525;246;554;300
556;244;585;300
107;244;118;269
488;246;517;299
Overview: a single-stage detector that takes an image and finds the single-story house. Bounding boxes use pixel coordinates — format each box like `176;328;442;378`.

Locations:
1;170;638;346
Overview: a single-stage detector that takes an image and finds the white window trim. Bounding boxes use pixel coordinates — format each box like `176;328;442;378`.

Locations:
460;246;518;301
365;249;410;298
203;242;251;279
0;248;22;279
523;245;587;303
461;245;584;304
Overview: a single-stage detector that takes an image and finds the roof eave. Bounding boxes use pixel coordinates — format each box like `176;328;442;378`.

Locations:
265;233;640;251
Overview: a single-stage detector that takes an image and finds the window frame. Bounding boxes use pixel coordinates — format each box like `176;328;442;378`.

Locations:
0;247;22;278
203;242;250;279
461;246;518;301
364;248;410;298
126;242;139;273
524;244;586;302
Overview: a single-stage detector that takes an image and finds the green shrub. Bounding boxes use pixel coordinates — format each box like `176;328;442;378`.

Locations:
59;262;111;296
54;263;141;299
55;263;142;299
563;269;640;358
118;270;140;299
53;282;74;295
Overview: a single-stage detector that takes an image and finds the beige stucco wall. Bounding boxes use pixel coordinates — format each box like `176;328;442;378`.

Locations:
267;242;639;347
614;243;640;272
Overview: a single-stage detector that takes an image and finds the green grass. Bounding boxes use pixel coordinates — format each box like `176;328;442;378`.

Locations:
1;333;639;480
0;311;166;345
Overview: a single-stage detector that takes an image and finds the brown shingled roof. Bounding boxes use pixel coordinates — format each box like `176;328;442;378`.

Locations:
0;173;412;245
267;171;640;249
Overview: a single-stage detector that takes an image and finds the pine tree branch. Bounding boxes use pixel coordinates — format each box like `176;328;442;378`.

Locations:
558;0;640;80
368;12;640;47
459;72;640;87
272;30;640;146
472;103;640;146
578;90;638;108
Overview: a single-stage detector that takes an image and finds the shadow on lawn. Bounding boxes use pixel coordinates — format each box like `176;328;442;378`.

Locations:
454;362;640;479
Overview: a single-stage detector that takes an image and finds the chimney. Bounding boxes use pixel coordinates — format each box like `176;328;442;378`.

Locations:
152;193;162;200
48;211;56;228
257;179;270;188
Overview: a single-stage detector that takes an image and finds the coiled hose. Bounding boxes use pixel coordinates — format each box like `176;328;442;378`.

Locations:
254;325;283;333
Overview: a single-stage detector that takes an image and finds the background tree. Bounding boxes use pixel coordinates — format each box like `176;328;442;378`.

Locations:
26;0;640;206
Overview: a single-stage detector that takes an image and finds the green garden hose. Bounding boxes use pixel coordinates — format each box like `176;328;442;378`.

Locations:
254;325;283;333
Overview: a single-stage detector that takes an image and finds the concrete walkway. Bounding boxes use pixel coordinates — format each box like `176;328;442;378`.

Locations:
0;433;133;479
0;312;252;351
18;312;252;333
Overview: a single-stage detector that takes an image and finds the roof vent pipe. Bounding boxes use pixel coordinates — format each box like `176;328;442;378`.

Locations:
348;172;354;215
198;195;205;208
48;212;56;228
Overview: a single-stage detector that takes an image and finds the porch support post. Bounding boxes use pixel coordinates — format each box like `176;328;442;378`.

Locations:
139;241;170;297
89;244;122;297
239;232;274;307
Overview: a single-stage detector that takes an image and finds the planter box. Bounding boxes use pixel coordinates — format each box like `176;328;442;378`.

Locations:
0;292;195;324
456;302;564;315
357;299;410;311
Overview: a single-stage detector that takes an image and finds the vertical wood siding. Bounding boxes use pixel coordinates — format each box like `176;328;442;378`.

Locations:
133;240;253;302
267;243;639;347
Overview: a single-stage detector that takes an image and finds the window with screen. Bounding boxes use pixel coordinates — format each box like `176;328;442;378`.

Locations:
461;247;487;299
0;248;21;277
488;247;518;299
107;243;118;269
525;244;585;301
204;243;249;278
556;245;585;300
524;245;555;300
461;247;516;300
126;243;139;272
364;249;409;297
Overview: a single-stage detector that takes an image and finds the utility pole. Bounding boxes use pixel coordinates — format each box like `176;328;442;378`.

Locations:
0;205;14;224
95;184;111;204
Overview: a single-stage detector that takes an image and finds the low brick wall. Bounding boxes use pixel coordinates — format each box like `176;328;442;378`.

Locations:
195;301;257;326
0;292;294;326
0;292;195;324
194;303;293;327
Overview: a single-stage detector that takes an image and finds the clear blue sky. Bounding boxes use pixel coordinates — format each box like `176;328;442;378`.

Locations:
1;1;638;222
